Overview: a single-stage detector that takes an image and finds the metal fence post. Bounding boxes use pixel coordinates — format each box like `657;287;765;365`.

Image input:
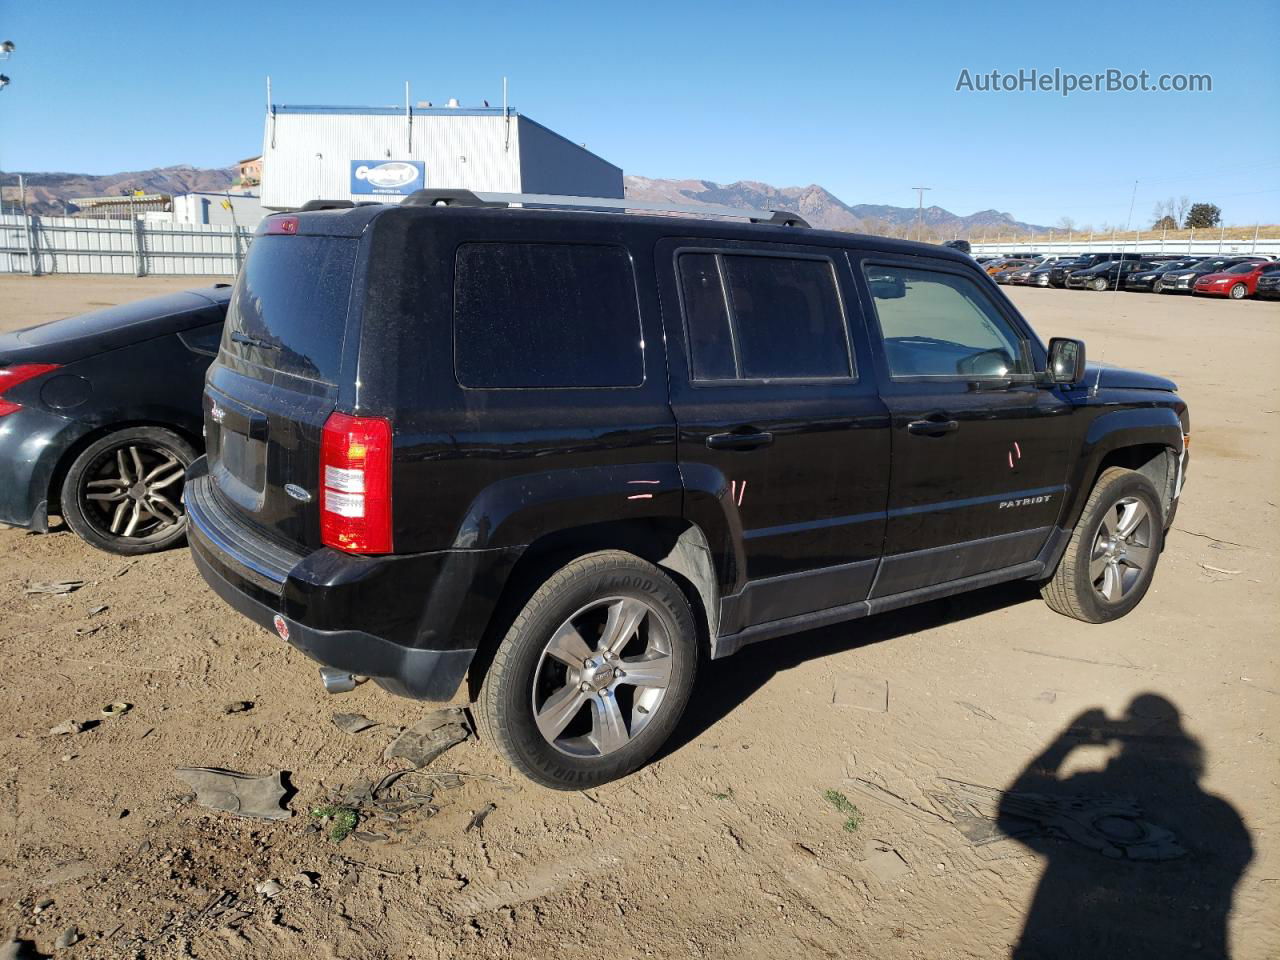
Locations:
131;214;145;277
23;211;37;276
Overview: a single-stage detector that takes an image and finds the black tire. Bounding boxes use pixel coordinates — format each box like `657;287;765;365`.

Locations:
476;550;698;790
1041;467;1165;623
59;426;196;555
1230;283;1247;300
1152;280;1165;294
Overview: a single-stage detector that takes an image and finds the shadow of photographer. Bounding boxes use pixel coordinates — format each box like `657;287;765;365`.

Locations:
999;693;1252;959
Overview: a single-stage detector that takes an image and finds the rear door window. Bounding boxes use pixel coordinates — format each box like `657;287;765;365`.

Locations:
223;236;357;382
677;252;854;381
453;242;643;389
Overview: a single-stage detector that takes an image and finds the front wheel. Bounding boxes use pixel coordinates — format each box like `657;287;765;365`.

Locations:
1230;283;1248;300
1152;280;1165;293
59;426;195;555
477;551;698;789
1092;277;1109;292
1041;467;1165;623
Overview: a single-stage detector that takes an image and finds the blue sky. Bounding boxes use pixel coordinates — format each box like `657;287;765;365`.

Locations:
1;0;1277;227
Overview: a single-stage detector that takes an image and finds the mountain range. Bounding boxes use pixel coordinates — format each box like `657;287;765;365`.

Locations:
0;164;1047;235
624;176;1048;236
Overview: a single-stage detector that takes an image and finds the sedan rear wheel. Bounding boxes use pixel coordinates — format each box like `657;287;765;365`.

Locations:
60;426;196;555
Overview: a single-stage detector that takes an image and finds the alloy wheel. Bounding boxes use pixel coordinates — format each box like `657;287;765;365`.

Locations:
80;442;186;541
1090;496;1153;603
531;596;673;758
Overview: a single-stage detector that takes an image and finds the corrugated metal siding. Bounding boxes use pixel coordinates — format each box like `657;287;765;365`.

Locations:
262;111;524;208
0;214;248;276
260;108;624;208
514;116;624;198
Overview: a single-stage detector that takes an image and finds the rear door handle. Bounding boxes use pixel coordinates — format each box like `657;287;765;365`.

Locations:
706;431;774;451
907;418;959;437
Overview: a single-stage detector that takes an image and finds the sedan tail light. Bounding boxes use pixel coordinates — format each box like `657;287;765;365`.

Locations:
319;412;393;554
0;363;60;416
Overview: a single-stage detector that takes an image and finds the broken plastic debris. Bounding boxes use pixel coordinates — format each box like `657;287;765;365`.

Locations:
382;708;469;769
100;701;131;717
174;767;291;821
25;580;85;595
332;713;378;735
465;802;497;833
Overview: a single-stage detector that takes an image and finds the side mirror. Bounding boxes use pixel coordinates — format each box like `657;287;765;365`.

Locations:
867;271;906;299
1046;337;1087;384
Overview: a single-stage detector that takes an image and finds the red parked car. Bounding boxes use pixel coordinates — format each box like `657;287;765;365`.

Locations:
1193;260;1280;299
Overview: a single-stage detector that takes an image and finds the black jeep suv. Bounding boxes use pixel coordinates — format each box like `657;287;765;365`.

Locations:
186;192;1190;789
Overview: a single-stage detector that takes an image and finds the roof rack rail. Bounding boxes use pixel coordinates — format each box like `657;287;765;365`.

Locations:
298;199;355;211
402;189;810;227
402;189;506;208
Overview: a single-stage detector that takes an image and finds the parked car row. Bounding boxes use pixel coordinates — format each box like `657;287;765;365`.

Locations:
975;252;1280;298
2;196;1193;789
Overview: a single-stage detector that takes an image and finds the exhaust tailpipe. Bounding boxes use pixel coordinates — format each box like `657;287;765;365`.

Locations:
319;668;357;694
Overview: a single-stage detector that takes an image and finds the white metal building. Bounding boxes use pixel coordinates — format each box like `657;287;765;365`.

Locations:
172;191;265;228
260;104;623;210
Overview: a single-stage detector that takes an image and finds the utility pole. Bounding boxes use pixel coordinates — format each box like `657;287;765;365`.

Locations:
911;186;931;242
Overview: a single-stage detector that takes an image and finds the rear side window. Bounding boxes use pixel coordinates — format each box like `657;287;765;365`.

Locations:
224;236;357;382
677;252;853;381
454;242;643;389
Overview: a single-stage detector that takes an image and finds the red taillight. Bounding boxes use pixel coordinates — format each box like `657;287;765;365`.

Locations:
0;363;60;416
264;216;299;236
320;412;393;554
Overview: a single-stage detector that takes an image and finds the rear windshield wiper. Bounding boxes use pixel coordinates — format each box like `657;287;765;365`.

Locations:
230;331;277;350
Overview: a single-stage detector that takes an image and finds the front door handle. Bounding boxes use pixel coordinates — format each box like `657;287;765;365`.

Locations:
906;418;959;437
706;430;774;451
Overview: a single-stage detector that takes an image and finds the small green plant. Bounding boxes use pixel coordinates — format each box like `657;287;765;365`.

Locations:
310;804;359;843
712;787;735;801
823;789;863;832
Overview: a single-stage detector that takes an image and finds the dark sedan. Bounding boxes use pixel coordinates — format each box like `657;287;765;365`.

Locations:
0;285;230;554
1256;272;1280;299
1066;259;1161;291
1126;258;1201;293
1047;253;1143;287
1158;256;1269;293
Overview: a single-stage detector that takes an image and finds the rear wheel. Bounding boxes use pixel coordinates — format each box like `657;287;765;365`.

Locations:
1229;283;1248;300
1041;467;1164;623
60;426;195;555
477;550;697;789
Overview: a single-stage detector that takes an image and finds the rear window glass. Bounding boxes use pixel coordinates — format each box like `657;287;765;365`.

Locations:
224;236;357;382
453;242;643;389
678;253;853;381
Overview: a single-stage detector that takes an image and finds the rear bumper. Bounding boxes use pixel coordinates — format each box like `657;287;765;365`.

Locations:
184;458;519;700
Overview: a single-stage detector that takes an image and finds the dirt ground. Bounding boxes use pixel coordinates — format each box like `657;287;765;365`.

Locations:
0;274;1276;959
